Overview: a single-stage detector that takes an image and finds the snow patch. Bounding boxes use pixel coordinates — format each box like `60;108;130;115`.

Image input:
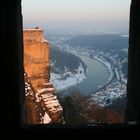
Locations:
50;63;86;92
43;112;52;124
120;35;129;38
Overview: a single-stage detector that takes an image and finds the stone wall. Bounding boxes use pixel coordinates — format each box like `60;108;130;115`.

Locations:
23;29;44;42
24;29;50;89
24;28;64;124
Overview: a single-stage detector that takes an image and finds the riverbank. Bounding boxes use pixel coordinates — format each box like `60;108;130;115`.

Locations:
88;51;127;107
51;47;112;95
71;49;113;94
50;62;87;92
51;46;127;107
67;47;127;107
93;56;114;83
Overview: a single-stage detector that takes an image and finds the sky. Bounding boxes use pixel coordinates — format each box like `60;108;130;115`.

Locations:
22;0;131;34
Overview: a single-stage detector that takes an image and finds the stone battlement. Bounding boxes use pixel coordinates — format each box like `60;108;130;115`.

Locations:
24;28;64;124
24;28;50;88
23;28;44;42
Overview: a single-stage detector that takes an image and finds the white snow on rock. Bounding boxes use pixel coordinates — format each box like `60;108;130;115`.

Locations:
43;112;52;124
50;63;86;91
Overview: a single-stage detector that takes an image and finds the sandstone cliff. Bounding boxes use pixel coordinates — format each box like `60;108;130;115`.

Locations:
24;28;64;124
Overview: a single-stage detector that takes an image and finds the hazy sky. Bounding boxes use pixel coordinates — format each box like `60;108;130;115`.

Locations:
22;0;131;34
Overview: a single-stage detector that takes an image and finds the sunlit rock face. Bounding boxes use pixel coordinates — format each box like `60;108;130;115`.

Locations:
24;28;64;124
24;29;50;89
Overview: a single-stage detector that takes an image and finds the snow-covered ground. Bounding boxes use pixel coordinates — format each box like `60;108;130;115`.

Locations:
87;49;127;106
43;112;52;124
50;63;86;92
66;46;127;107
91;80;126;106
50;41;127;107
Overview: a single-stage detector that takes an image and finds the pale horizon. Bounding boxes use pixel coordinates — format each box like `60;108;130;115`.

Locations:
22;0;131;34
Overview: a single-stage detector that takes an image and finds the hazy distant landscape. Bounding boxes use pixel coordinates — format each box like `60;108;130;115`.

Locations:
48;33;128;124
64;34;128;50
22;0;130;124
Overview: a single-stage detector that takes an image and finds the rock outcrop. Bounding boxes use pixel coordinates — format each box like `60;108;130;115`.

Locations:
24;28;64;124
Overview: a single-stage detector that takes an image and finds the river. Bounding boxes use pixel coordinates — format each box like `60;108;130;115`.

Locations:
58;53;111;96
73;54;110;95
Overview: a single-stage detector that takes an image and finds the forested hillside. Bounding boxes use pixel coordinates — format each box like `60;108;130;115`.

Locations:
64;34;128;51
50;45;86;74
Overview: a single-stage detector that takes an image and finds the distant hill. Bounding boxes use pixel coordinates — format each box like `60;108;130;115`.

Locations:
50;45;86;74
64;34;128;51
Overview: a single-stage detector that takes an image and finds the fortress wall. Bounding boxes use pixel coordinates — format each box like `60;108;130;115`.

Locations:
24;41;50;62
23;29;44;42
24;29;50;89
